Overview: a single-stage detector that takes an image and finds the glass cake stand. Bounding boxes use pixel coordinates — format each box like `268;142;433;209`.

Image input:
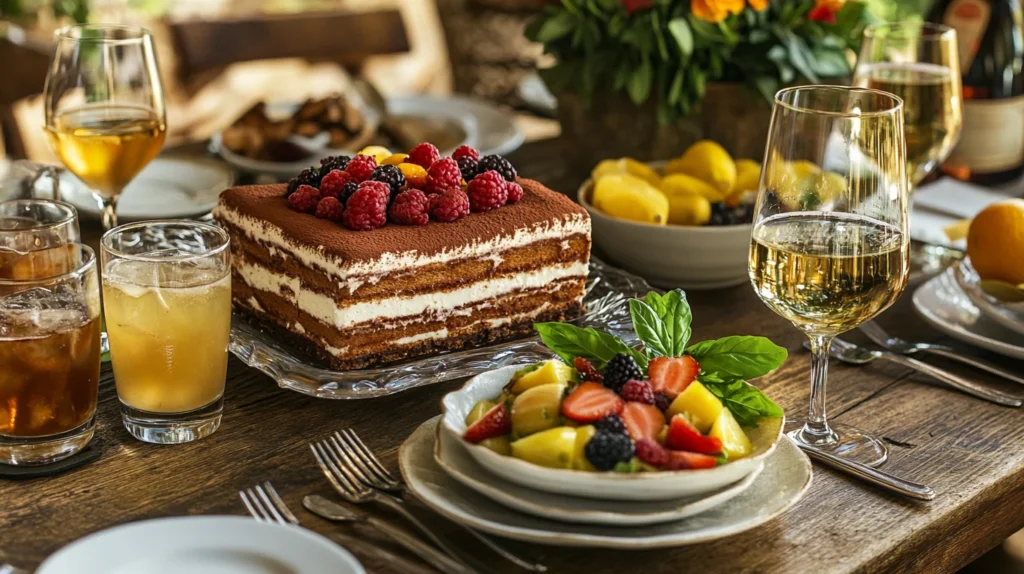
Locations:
229;259;653;399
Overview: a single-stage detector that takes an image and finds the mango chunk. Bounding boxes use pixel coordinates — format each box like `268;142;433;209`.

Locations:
667;381;723;433
511;360;576;394
511;427;577;469
709;409;753;460
479;436;512;456
573;425;597;471
511;383;566;437
465;399;496;426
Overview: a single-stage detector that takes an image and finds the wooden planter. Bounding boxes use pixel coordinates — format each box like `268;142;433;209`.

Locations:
556;82;773;179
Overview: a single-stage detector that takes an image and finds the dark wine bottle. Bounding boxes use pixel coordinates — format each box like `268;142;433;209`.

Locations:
929;0;1024;185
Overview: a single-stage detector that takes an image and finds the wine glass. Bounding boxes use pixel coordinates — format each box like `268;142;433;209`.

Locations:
750;86;911;466
853;22;962;189
43;24;167;230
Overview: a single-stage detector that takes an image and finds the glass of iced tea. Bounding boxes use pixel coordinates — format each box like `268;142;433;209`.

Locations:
0;244;102;465
0;199;80;280
101;221;231;444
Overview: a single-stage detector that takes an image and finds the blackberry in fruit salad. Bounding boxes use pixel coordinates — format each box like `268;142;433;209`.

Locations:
460;289;788;473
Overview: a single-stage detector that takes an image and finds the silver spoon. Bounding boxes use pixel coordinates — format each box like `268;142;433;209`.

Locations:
806;338;1022;407
859;321;1024;386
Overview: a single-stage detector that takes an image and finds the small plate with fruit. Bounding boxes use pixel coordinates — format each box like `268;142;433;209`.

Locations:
578;141;760;289
441;289;787;501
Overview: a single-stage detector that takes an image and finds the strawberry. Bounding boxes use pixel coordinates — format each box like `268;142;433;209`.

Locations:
648;356;700;399
666;450;718;470
561;382;625;423
463;403;510;443
634;438;671;468
665;414;723;455
620;402;666;441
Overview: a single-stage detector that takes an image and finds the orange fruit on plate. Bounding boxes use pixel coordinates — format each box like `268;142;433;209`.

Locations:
967;198;1024;285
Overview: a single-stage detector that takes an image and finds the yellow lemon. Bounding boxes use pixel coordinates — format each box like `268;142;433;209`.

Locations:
676;140;737;194
726;159;762;206
592;174;669;225
357;145;392;163
661;173;725;202
381;153;408;165
663;157;689;176
668;193;712;226
591;158;662;187
967;199;1024;285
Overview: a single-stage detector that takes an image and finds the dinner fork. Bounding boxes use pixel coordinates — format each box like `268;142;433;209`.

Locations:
331;429;546;572
239;481;470;574
859;322;1024;386
311;439;481;574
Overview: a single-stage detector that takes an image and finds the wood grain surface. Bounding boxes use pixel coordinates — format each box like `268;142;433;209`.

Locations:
2;139;1023;573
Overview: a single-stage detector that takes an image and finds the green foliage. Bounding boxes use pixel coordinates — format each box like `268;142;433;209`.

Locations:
525;0;871;121
0;0;88;22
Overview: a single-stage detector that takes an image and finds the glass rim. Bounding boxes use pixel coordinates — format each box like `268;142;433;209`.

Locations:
0;199;78;232
101;220;231;263
862;21;956;42
55;24;153;45
774;85;903;118
0;243;96;285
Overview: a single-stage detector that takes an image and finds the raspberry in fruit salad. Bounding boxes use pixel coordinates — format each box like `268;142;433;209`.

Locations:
584;431;634;471
466;170;508;212
407;142;440;169
603;353;642;393
342;182;389;230
429;188;470;222
425;157;462;195
634;438;671;468
287;185;320;213
314;196;344;221
345;154;377;183
654;392;672;412
619;379;655;405
389;189;430;226
319;169;353;199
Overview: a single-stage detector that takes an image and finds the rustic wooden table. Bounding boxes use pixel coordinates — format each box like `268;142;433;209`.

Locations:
3;139;1023;573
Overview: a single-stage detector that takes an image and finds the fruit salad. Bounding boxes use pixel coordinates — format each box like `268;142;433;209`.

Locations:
589;140;760;227
462;289;787;473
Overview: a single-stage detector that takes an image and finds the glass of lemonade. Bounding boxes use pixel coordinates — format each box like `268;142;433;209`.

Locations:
0;199;80;280
0;244;102;465
101;221;231;444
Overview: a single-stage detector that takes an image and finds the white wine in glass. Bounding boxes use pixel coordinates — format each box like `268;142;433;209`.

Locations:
750;86;911;466
43;25;166;230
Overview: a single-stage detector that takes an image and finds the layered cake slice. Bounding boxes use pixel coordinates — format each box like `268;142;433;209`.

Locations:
214;178;590;370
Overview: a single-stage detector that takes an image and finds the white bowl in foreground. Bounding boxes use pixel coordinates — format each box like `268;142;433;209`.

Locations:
578;178;753;290
441;365;783;501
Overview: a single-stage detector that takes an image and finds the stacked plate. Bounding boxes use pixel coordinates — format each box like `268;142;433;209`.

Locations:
914;260;1024;360
398;366;813;549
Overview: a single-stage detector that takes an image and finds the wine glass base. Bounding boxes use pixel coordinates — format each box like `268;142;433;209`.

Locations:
785;420;888;467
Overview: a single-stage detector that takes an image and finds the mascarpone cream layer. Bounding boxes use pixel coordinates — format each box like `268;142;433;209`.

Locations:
215;205;590;288
236;259;588;331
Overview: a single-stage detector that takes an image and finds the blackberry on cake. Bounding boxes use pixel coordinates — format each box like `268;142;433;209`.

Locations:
425;157;462;194
370;164;406;199
286;166;321;196
318;155;351;180
477;154;517;182
457;156;479;183
338;181;359;205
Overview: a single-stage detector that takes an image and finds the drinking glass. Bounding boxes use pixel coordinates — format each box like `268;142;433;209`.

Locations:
101;221;231;444
43;24;167;230
853;22;962;188
750;86;911;466
0;199;80;280
0;244;102;465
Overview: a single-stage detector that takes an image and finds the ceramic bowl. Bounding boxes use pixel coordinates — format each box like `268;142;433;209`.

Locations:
440;365;783;502
577;175;753;290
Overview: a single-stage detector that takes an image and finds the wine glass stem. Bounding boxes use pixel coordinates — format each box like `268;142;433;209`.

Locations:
102;195;119;230
803;334;838;444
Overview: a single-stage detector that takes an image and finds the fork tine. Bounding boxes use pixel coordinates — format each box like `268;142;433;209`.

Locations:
254;484;287;524
339;429;400;487
328;434;378;487
312;442;364;499
320;439;372;496
239;489;267;522
262;482;300;525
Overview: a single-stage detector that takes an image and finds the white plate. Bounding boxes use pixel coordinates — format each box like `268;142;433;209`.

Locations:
441;365;783;501
36;516;364;574
913;267;1024;360
434;422;764;526
401;417;811;549
387;95;523;157
59;157;234;221
953;260;1024;337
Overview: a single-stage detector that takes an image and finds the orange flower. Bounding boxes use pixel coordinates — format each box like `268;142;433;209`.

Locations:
748;0;769;11
809;0;844;24
691;0;745;23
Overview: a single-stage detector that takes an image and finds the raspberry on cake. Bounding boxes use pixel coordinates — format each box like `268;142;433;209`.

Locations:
214;178;591;370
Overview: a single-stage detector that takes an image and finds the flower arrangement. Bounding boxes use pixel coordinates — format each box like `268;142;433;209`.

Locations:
526;0;872;121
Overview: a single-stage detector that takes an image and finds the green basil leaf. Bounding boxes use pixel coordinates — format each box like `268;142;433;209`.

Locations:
687;336;787;379
535;11;575;43
629;299;671;358
627;59;653;104
644;289;692;355
667;17;693;57
700;375;784;427
534;322;647;370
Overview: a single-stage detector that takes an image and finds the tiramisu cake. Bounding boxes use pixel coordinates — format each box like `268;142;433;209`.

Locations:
214;144;591;370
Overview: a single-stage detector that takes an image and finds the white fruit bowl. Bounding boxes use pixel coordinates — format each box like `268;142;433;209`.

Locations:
578;177;753;290
440;365;783;502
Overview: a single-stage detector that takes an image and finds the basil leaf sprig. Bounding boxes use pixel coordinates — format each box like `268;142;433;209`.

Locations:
534;322;647;371
628;289;691;358
698;373;784;428
686;336;788;380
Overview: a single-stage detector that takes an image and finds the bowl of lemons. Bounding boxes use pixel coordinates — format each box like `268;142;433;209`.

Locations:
578;140;761;290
